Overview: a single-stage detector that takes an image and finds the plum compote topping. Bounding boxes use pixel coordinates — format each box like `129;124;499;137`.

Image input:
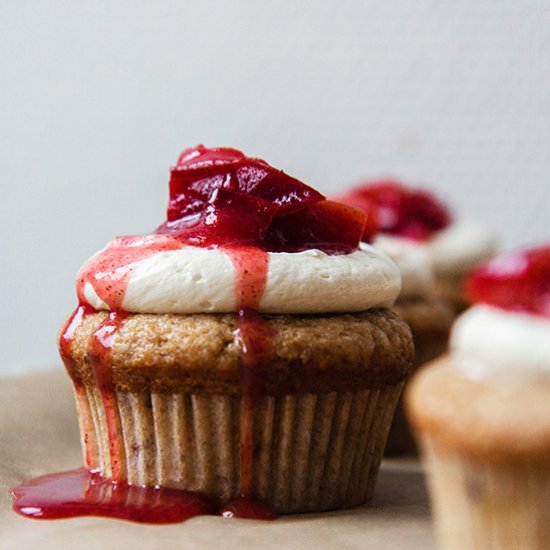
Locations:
335;179;451;242
467;245;550;319
157;145;368;251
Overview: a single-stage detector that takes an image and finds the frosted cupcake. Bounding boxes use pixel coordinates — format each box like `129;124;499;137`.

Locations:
335;179;496;313
430;222;497;313
335;180;455;454
12;146;414;522
407;245;550;549
375;236;454;454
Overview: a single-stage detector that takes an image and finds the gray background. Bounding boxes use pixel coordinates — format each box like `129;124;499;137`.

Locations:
1;0;549;374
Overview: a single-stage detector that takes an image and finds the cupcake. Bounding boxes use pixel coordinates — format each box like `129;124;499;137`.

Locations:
335;180;455;454
430;222;497;313
375;236;454;454
407;245;550;549
14;146;414;521
335;179;496;313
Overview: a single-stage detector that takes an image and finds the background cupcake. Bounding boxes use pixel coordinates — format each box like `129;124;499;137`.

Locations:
335;180;456;454
430;222;497;313
378;236;454;454
407;245;550;549
335;179;497;313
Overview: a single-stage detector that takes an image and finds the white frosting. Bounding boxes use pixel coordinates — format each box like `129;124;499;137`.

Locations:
451;304;550;383
373;235;434;298
83;243;401;314
430;222;496;274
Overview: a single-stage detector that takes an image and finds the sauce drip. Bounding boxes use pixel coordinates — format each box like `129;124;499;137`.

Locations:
58;304;96;468
59;304;92;382
88;311;129;481
219;246;274;515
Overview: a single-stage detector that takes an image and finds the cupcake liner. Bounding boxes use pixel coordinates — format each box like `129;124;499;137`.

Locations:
73;385;99;470
73;383;403;513
420;438;550;550
385;339;448;456
385;298;453;456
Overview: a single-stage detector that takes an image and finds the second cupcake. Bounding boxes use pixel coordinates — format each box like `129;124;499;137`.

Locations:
335;180;456;453
407;245;550;549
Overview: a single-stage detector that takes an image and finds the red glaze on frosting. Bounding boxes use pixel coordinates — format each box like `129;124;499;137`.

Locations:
467;245;550;319
13;146;365;523
335;179;451;242
76;235;183;310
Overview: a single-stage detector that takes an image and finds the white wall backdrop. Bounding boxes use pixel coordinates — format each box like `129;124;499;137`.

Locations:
1;0;549;374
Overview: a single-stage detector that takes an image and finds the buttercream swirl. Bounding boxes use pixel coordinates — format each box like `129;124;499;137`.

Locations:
81;243;401;315
451;304;550;384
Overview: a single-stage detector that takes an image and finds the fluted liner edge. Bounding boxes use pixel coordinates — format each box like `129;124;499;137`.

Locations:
74;384;402;513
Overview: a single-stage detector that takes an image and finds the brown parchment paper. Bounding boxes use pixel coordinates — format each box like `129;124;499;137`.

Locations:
0;369;435;550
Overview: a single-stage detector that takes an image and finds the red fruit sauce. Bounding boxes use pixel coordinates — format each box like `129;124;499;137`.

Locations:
335;179;451;242
11;469;215;523
467;245;550;319
12;145;366;524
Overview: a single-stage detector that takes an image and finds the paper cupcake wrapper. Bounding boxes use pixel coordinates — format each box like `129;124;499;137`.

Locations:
385;340;448;456
420;438;550;550
74;384;402;513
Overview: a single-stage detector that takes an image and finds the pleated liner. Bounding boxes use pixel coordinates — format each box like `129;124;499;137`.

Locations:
75;384;403;513
420;439;550;550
